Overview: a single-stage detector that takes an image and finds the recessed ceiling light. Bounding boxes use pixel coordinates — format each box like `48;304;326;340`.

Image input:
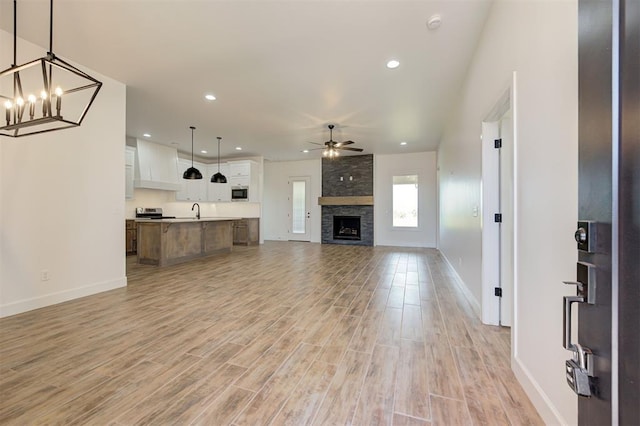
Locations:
302;149;309;153
386;59;400;69
235;147;242;151
427;14;442;30
200;150;207;154
205;94;216;101
400;141;407;146
143;133;151;138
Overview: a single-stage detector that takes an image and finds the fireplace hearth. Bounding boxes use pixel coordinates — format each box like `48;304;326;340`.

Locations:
333;216;361;240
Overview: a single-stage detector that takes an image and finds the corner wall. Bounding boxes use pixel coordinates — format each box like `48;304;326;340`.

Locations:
0;30;127;317
437;1;578;424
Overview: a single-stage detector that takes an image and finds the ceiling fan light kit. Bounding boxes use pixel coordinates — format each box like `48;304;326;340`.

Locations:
211;136;227;183
310;124;363;159
1;0;102;138
183;126;203;180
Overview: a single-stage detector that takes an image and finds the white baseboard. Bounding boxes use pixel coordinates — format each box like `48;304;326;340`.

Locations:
374;243;438;248
439;251;570;425
439;252;482;319
0;277;127;318
513;355;572;425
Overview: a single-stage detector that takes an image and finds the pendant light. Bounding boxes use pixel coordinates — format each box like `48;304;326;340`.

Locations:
183;126;202;180
1;0;102;137
211;136;227;183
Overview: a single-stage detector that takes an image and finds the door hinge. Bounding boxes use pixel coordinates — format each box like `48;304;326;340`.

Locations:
495;287;503;297
494;138;502;149
494;213;502;223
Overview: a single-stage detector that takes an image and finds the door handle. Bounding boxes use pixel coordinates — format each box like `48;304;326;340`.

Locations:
563;295;584;350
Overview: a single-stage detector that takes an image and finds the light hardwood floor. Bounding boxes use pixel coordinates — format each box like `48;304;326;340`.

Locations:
0;242;543;425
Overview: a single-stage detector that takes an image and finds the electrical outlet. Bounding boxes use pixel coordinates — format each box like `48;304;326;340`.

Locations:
41;270;50;281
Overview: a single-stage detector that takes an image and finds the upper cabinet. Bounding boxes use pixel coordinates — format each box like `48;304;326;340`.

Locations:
228;160;260;202
134;139;181;191
175;159;207;201
229;161;251;178
207;163;231;202
172;158;261;203
125;146;136;199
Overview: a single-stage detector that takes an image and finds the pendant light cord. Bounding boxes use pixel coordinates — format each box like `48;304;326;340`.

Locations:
217;137;222;172
190;126;196;167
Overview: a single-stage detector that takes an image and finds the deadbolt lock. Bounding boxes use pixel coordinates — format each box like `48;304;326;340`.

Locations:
574;227;587;244
575;220;607;253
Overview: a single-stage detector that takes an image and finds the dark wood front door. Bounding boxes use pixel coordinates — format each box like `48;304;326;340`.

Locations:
577;0;639;424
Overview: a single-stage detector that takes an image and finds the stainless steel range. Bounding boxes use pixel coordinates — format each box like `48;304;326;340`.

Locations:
135;207;176;220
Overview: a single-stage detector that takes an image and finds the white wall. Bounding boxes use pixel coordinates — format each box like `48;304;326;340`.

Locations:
374;152;437;248
263;159;322;242
0;30;127;317
437;1;578;424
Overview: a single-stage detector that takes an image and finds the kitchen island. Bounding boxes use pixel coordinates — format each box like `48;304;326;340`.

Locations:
136;217;235;266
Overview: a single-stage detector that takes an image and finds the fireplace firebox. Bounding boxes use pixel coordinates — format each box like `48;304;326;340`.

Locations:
333;216;361;240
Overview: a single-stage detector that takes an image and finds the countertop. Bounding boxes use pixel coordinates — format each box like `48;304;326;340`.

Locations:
135;217;240;223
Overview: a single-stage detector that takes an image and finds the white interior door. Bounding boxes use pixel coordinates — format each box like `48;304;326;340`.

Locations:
481;120;501;326
289;176;311;241
481;83;515;327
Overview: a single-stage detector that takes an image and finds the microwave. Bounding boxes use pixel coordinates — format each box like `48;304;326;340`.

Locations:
231;186;249;201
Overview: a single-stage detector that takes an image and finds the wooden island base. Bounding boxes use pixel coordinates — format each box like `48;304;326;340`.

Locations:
137;218;234;266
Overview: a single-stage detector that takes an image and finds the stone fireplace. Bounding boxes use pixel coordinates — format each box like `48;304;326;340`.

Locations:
320;154;373;246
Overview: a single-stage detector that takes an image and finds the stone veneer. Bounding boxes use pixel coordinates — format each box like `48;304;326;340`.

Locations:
321;154;374;246
322;205;374;246
321;154;373;197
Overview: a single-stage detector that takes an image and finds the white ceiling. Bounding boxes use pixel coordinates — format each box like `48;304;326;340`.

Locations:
0;0;492;161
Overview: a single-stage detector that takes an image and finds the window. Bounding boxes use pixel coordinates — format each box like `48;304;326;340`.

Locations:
393;174;418;227
291;180;306;234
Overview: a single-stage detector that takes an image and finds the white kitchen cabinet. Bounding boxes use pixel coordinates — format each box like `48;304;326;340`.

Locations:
228;160;260;202
229;175;250;187
207;163;231;202
125;146;136;199
175;159;207;201
229;161;251;178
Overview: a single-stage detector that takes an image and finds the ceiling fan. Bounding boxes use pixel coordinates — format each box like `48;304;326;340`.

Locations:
308;124;363;157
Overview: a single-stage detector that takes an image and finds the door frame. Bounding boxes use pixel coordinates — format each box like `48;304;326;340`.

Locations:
480;72;518;330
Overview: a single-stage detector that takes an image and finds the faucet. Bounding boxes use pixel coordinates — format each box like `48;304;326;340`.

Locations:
191;203;200;220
